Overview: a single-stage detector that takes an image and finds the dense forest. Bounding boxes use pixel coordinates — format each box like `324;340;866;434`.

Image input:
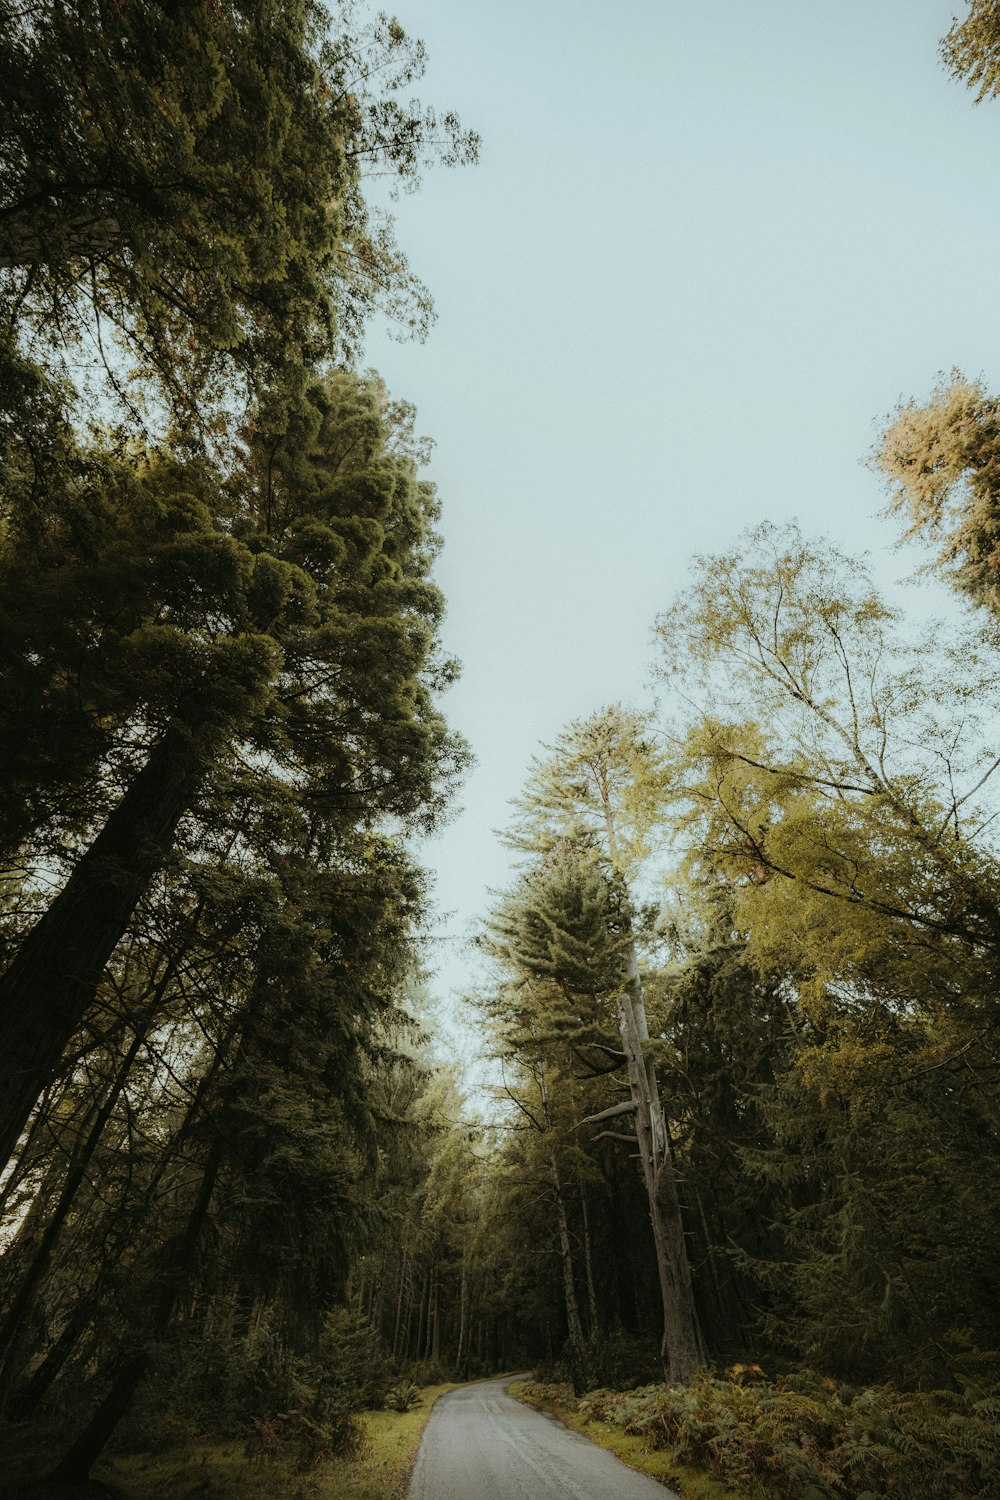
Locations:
1;3;1000;1499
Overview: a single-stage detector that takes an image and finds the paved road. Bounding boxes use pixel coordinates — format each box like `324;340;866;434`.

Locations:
407;1376;680;1500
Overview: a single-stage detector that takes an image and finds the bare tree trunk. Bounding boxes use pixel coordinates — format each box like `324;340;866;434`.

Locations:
613;944;706;1383
593;777;703;1379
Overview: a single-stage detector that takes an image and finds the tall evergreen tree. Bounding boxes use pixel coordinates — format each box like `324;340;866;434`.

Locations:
500;709;707;1383
0;0;477;424
0;371;465;1168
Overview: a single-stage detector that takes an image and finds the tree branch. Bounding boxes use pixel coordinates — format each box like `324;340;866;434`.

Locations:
574;1099;637;1130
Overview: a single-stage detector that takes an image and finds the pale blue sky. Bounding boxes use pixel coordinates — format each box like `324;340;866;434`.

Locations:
362;1;1000;1007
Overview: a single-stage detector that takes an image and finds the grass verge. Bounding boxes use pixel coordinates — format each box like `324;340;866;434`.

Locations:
98;1382;458;1500
509;1379;761;1500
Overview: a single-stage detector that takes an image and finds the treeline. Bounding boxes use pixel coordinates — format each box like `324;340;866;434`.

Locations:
462;0;1000;1413
471;517;1000;1395
0;0;482;1485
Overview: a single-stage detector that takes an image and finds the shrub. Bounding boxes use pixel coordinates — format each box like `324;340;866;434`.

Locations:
385;1380;420;1413
523;1371;1000;1500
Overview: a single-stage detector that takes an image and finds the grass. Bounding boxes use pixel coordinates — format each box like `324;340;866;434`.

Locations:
509;1380;764;1500
97;1382;459;1500
333;1383;459;1500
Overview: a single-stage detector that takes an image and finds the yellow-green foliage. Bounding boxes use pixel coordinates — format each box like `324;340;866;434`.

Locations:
514;1374;1000;1500
99;1383;457;1500
510;1380;757;1500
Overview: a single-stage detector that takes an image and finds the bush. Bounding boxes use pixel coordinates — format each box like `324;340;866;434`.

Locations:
118;1304;386;1465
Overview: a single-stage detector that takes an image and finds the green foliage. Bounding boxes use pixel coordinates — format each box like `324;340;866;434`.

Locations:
743;1010;1000;1384
484;851;628;1027
386;1380;420;1412
522;1374;1000;1500
124;1307;388;1470
877;373;1000;617
507;705;672;879
0;0;478;426
0;0;480;1487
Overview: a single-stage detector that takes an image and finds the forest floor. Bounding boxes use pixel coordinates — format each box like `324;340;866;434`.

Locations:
8;1382;458;1500
100;1383;458;1500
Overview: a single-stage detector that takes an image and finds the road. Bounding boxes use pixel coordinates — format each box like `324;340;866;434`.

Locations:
406;1376;680;1500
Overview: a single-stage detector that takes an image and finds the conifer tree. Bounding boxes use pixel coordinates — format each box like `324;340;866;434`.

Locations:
500;708;707;1383
0;371;465;1168
0;0;477;423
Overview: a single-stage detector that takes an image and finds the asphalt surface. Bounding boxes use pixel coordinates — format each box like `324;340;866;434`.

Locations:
406;1377;680;1500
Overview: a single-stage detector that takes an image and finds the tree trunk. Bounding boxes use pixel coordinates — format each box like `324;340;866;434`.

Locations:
430;1271;441;1367
48;1138;223;1483
0;721;210;1171
455;1247;469;1379
6;1302;91;1421
392;1236;408;1360
577;1169;599;1341
547;1151;590;1394
8;1018;233;1421
0;905;204;1378
48;1349;151;1486
598;793;705;1381
0;1024;146;1372
614;938;706;1384
416;1271;430;1362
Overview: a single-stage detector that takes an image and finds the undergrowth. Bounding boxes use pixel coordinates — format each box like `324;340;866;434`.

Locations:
515;1371;1000;1500
96;1382;457;1500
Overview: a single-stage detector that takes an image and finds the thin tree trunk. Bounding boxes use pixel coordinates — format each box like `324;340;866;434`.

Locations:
0;721;211;1170
9;981;243;1420
49;1138;223;1484
0;902;206;1377
416;1271;430;1362
392;1236;408;1360
430;1271;441;1366
0;1081;62;1222
577;1169;599;1341
548;1151;590;1395
400;1274;414;1363
0;1025;146;1373
455;1246;468;1378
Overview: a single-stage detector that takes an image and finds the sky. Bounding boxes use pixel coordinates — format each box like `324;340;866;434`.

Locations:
360;1;1000;1022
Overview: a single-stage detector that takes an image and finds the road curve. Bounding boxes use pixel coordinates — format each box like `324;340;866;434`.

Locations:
406;1376;680;1500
